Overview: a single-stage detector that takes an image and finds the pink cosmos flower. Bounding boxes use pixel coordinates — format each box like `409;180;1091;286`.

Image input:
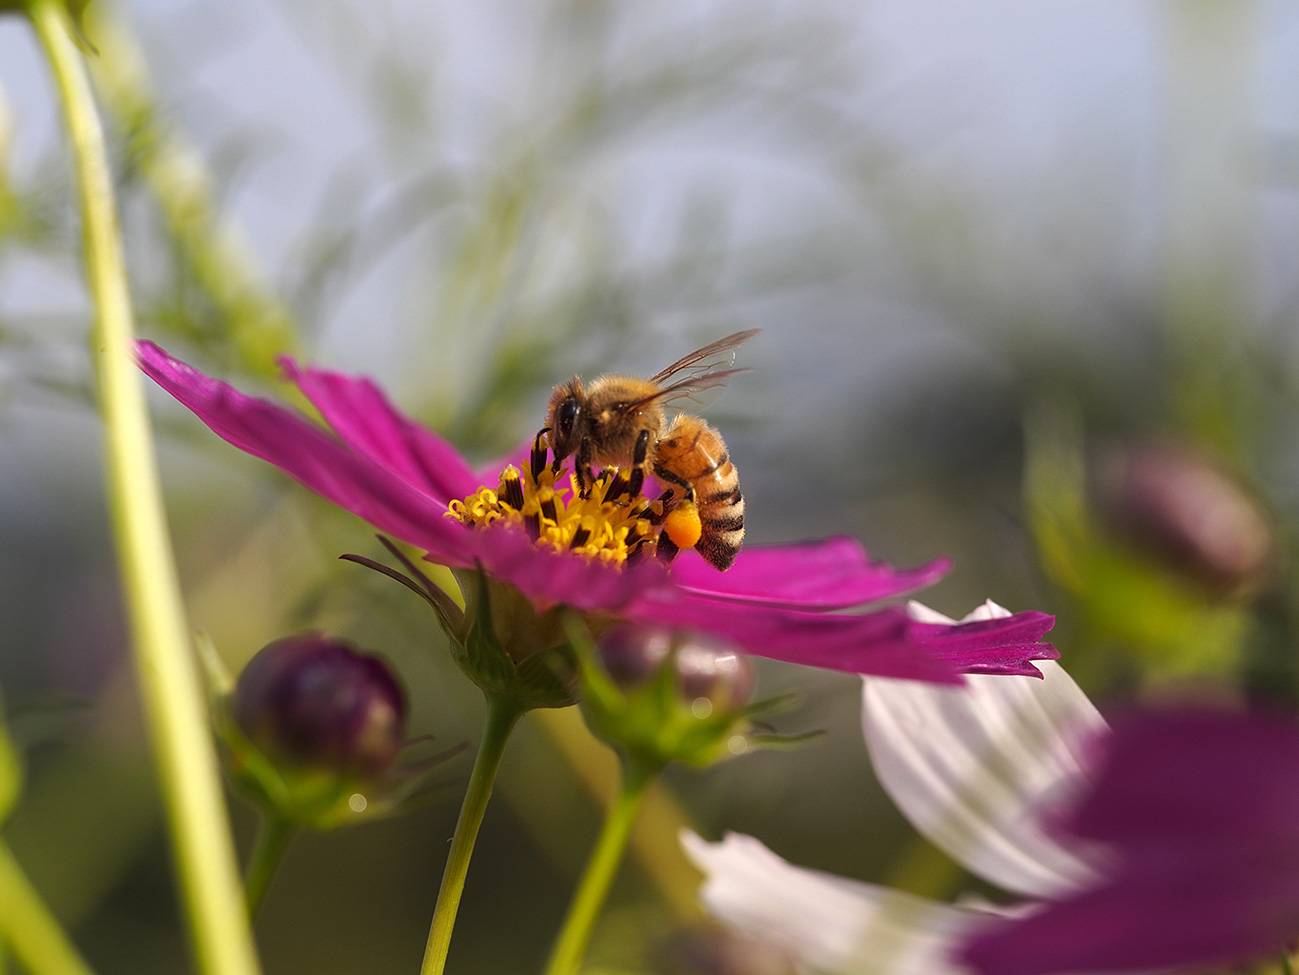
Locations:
686;602;1299;975
137;341;1056;682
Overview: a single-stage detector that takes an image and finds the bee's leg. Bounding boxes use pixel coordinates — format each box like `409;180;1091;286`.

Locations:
627;429;651;499
645;490;674;525
652;462;692;504
574;439;593;497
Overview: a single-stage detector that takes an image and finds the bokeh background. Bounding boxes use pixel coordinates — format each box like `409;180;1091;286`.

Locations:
1;0;1297;972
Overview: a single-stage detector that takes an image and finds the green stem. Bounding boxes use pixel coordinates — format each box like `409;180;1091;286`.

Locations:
26;4;260;974
243;815;295;918
420;694;524;975
542;759;658;975
0;842;94;975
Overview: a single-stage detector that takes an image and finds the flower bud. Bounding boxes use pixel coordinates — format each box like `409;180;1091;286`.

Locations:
596;626;673;688
1093;441;1275;597
231;633;405;781
581;625;756;770
597;626;754;714
674;640;755;716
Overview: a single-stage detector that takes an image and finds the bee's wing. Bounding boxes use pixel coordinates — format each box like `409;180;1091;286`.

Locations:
647;329;760;386
627;367;750;413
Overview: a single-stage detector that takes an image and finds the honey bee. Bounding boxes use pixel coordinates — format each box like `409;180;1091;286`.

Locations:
545;329;758;571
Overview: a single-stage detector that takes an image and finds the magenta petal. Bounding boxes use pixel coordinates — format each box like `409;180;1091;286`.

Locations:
1072;709;1299;843
280;358;480;505
138;341;475;564
467;527;671;612
670;537;951;610
909;612;1059;677
961;707;1299;975
627;592;1056;683
962;864;1299;975
627;595;961;682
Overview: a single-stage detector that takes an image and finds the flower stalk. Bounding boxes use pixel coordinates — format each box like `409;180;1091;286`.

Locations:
26;2;259;972
420;693;525;975
0;842;95;975
542;757;656;975
243;813;295;917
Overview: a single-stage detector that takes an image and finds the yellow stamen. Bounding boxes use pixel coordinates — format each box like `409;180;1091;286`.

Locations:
447;452;672;567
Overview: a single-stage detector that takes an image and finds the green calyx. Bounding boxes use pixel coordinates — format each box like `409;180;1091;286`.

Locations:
450;567;582;711
340;539;582;712
211;698;464;831
217;705;374;830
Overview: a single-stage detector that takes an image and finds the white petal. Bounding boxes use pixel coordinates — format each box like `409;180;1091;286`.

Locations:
864;603;1108;900
682;831;984;975
905;599;1010;626
905;600;962;625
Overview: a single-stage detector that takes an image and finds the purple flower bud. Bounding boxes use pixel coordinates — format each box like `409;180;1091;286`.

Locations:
1093;441;1275;596
674;638;754;715
231;634;406;780
598;626;754;714
596;626;674;689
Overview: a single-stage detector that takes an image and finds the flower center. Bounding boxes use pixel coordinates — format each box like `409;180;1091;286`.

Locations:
447;433;675;567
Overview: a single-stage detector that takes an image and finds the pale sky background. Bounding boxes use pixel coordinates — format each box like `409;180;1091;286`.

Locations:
1;0;1296;529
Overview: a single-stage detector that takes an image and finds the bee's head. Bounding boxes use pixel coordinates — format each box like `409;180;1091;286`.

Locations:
545;379;584;463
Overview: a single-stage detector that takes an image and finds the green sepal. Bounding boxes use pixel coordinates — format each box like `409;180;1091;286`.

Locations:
340;537;464;639
343;542;579;711
452;565;518;694
514;646;581;709
732;692;824;753
743;728;826;752
447;566;580;710
215;698;369;831
736;691;800;720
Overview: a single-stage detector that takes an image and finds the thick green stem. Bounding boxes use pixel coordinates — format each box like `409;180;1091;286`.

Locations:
420;694;524;975
0;842;94;975
542;759;657;975
26;3;260;973
243;814;295;918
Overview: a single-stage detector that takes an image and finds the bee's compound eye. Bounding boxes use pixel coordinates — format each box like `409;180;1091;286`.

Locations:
557;397;581;436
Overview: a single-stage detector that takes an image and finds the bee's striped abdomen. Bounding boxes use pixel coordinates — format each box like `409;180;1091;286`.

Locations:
654;415;745;571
